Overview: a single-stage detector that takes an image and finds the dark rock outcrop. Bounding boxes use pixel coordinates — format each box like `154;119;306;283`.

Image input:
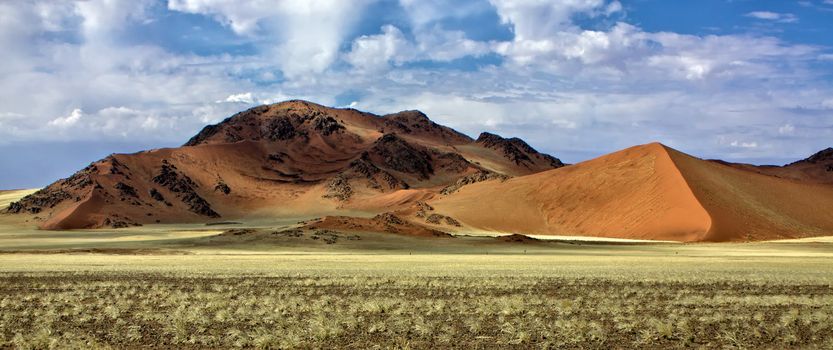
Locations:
476;132;564;168
425;214;462;227
311;115;345;135
6;189;72;214
148;188;169;205
180;192;220;218
347;155;409;191
103;214;141;229
152;161;219;218
214;180;231;195
115;182;138;198
368;134;434;179
382;110;472;143
441;170;509;195
414;201;434;218
373;212;405;226
263;117;297;141
323;175;353;201
436;152;473;173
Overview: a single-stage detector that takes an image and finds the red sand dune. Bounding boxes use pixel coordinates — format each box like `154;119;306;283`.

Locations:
432;143;833;242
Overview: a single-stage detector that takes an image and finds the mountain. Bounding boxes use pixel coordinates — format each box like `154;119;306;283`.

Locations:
709;148;833;184
430;143;833;242
4;100;563;230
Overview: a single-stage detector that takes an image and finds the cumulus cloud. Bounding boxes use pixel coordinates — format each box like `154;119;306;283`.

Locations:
344;0;492;72
345;23;491;71
346;25;415;71
49;109;83;127
221;92;255;104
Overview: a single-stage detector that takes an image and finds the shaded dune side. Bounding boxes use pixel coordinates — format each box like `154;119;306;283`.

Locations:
432;143;712;241
41;192;105;230
666;147;833;241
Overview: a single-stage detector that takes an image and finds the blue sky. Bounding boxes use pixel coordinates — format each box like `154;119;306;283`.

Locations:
1;0;833;188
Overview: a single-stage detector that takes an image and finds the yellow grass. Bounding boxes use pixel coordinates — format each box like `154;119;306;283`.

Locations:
1;251;833;348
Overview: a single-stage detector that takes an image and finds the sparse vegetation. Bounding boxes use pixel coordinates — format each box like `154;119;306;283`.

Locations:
1;253;832;348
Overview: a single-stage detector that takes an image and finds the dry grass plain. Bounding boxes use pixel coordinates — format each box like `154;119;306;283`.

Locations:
2;192;833;348
1;239;833;349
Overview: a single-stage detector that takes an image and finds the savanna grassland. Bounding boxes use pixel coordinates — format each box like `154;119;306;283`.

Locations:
1;249;833;349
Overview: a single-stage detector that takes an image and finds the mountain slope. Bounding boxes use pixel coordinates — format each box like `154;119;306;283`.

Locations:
431;143;833;242
4;100;563;230
709;148;833;185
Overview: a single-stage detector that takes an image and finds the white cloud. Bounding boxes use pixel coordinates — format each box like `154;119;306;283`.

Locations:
49;109;83;127
221;92;255;104
344;1;491;71
416;27;491;61
168;0;265;34
141;116;160;130
346;23;490;71
489;0;608;40
745;11;799;23
346;25;415;71
75;0;154;40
